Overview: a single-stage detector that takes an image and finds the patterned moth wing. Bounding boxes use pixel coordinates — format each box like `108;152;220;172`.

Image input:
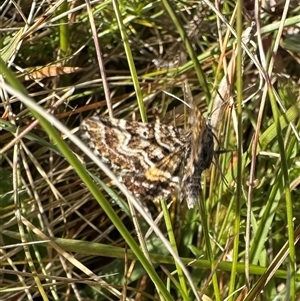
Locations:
80;107;214;209
81;116;190;200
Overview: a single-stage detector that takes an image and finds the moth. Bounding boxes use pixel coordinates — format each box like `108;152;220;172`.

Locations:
80;106;213;209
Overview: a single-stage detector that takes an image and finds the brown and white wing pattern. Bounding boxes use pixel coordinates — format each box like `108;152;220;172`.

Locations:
80;108;213;208
81;116;188;199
